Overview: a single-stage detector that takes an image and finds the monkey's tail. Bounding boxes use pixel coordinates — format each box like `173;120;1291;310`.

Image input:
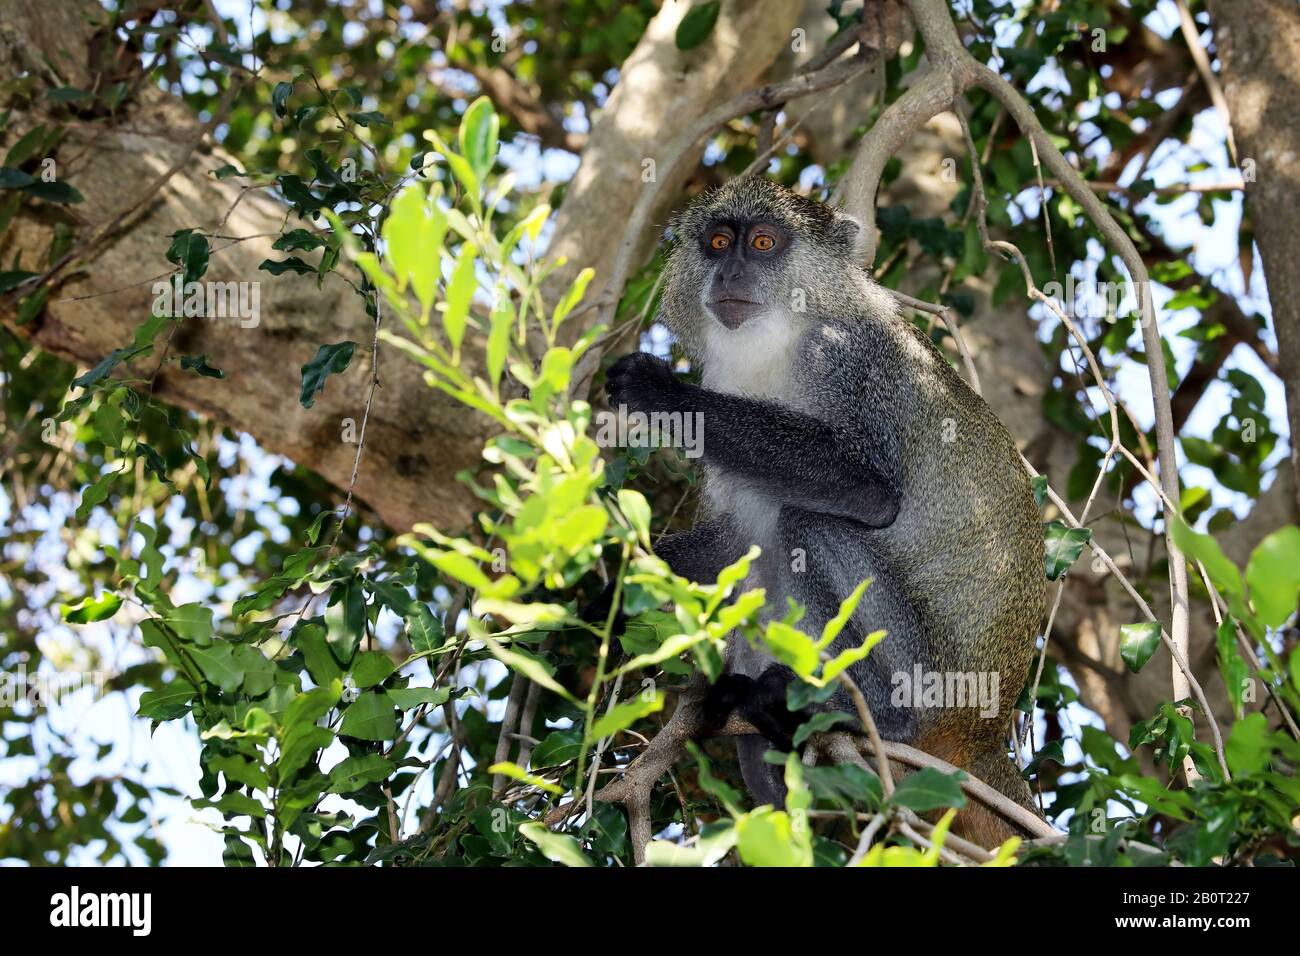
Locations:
956;745;1044;846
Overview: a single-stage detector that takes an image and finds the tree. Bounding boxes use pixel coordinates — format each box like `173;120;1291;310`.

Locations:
1;0;1298;867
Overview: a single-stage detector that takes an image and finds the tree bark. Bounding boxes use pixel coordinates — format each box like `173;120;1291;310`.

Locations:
1206;0;1300;516
0;0;801;533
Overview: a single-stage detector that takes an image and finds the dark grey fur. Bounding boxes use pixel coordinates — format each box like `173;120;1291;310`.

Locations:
605;178;1045;826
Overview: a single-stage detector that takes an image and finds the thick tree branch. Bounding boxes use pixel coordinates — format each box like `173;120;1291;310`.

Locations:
1205;0;1300;518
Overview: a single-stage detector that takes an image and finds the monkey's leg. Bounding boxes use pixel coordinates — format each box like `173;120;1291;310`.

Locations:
703;664;806;809
580;519;734;633
954;744;1042;844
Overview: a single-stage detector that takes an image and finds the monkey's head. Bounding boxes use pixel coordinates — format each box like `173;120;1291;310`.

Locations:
658;177;866;354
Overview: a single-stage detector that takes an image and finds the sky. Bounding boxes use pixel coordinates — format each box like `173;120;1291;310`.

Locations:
0;0;1288;865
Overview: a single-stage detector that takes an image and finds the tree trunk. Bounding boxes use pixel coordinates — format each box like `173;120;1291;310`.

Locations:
0;0;800;533
1206;0;1300;516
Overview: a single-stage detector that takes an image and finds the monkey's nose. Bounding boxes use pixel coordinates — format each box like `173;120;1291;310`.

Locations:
718;261;746;284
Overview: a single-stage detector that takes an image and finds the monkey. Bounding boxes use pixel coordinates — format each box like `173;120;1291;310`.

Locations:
601;177;1045;842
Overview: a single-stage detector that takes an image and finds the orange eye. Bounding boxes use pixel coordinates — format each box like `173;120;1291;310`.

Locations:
709;233;731;251
751;233;775;251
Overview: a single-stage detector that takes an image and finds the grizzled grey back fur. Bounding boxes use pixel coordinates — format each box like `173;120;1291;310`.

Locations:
657;177;1044;820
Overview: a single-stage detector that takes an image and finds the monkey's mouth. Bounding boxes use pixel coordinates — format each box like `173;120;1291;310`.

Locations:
709;297;764;330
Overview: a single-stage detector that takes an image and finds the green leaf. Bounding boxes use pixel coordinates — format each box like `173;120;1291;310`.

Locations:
590;690;664;740
489;762;562;795
1244;526;1300;628
550;267;594;332
458;96;499;181
223;834;256;867
405;603;445;652
351;651;396;689
423;130;479;203
676;1;721;50
382;183;448;317
61;592;122;624
484;638;577;703
518;822;592;866
889;767;967;812
189;642;245;694
137;680;196;721
22;180;83;204
299;341;355;409
259;256;316;276
328;577;366;664
234;645;276;696
617;489;652;549
821;630;885;684
1216;617;1249;718
348;110;390;128
15;287;47;325
1225;712;1272;777
272;228;326;252
75;471;115;521
0;269;38;293
1031;474;1048;508
486;291;513;387
292;620;342;686
327;754;394;793
442;242;477;356
165;230;209;284
1118;621;1161;673
792;710;853;747
272;80;293;118
735;807;810;867
762;621;820;680
48;86;91;103
282;679;342;731
818;578;871;650
1170;515;1242;598
1043;520;1091;580
0;166;35;188
71;344;150;391
163;603;214;642
386;685;451;710
338;691;397;741
5;125;48;167
180;354;224;378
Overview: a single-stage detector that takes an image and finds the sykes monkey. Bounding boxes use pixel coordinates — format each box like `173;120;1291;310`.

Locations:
603;178;1045;840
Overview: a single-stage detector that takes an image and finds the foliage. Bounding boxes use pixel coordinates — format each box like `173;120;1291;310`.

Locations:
1;0;1297;867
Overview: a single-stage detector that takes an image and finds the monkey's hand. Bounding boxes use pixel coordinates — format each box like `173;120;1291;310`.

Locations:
703;666;804;749
604;352;685;416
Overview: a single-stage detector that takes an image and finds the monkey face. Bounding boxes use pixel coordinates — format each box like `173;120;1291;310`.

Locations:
700;219;791;329
658;178;867;356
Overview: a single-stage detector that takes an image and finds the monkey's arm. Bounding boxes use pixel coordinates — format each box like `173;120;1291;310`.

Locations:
606;354;898;527
653;516;740;583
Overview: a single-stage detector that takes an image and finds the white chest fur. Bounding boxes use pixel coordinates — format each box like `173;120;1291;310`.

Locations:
698;309;802;550
700;309;802;402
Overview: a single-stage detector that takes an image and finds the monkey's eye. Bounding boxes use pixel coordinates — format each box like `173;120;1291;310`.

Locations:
750;233;776;252
709;233;731;251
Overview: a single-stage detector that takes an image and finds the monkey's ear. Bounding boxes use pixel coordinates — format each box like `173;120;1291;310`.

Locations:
830;211;863;256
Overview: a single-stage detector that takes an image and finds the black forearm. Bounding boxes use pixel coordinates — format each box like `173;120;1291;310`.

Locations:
654;518;741;584
679;384;899;527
